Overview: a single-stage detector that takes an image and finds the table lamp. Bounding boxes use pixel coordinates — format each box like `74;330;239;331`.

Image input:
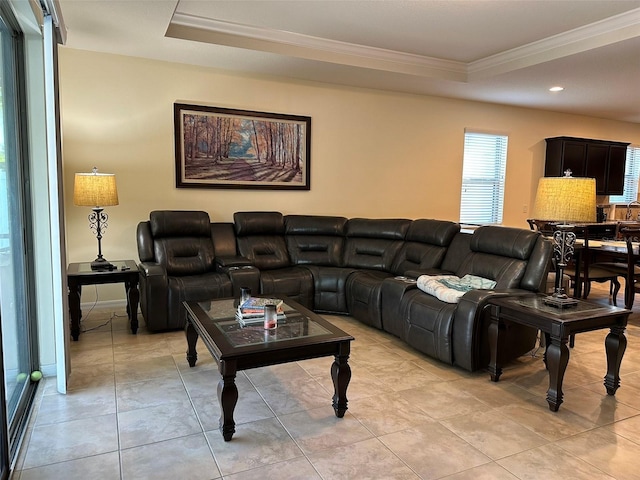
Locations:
532;171;596;307
73;167;119;270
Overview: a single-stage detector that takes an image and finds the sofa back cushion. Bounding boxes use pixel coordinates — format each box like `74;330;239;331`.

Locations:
210;222;237;257
343;218;411;271
285;215;348;266
234;211;290;270
456;226;540;289
148;211;215;276
439;231;473;273
150;210;211;238
391;219;460;274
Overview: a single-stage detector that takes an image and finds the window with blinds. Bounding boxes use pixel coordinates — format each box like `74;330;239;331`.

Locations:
460;131;508;225
609;146;640;203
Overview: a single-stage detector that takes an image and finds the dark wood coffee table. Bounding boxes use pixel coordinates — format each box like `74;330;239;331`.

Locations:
487;294;630;412
183;297;354;441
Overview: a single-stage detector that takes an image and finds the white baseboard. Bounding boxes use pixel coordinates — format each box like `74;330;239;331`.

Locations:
39;363;57;378
80;299;128;310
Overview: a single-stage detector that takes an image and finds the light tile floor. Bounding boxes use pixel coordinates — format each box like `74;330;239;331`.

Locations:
11;284;640;479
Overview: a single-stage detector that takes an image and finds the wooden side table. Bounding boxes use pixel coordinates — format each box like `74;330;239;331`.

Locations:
67;260;139;340
487;294;629;412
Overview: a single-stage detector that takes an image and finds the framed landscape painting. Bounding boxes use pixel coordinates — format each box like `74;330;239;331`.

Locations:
174;103;311;190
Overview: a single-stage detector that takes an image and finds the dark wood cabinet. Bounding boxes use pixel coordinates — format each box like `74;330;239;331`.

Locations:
545;137;630;195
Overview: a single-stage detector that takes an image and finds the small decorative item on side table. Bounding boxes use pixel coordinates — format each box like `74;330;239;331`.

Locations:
531;171;597;308
487;294;629;412
67;260;140;340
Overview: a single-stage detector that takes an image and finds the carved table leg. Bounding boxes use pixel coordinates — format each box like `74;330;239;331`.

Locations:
546;336;570;411
125;278;140;334
604;325;627;395
218;360;238;441
185;321;198;367
543;332;551;370
331;342;351;418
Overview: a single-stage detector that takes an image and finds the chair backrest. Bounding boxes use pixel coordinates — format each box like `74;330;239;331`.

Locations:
620;226;640;265
285;215;347;266
456;226;547;290
390;219;460;274
527;219;557;235
343;218;411;271
234;211;290;270
145;210;216;276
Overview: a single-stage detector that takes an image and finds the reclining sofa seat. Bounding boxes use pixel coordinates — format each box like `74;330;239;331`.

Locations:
234;211;314;308
380;219;462;337
136;210;233;331
399;225;552;371
285;215;354;314
343;218;412;328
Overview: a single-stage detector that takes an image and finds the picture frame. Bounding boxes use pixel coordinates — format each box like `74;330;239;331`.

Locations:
174;103;311;190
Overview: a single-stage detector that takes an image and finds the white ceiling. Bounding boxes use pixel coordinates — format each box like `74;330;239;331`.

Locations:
57;0;640;123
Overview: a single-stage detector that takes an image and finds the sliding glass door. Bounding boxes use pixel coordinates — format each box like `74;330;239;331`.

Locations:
0;5;37;477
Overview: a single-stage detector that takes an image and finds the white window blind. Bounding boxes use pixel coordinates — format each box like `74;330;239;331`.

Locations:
609;146;640;203
460;132;508;225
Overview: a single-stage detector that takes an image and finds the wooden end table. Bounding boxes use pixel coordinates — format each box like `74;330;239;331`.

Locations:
183;296;353;441
487;294;629;412
67;260;139;340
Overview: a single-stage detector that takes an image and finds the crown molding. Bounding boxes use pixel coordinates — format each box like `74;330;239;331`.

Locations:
168;8;640;84
167;12;467;82
469;7;640;79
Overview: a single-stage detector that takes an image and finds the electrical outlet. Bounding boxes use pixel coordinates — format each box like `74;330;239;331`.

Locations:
523;205;528;213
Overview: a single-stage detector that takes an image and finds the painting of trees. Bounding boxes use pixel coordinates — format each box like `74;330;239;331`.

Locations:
176;104;310;190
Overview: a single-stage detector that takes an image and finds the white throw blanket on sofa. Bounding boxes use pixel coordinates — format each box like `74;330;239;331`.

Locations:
417;274;497;304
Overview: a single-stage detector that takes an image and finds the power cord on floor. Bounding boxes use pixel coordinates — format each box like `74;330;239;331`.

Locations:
79;285;128;332
529;330;543;358
79;285;100;332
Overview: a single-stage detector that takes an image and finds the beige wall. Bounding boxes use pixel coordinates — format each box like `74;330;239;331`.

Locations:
59;48;640;302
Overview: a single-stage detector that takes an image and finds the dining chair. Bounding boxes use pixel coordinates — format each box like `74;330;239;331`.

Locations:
593;225;640;309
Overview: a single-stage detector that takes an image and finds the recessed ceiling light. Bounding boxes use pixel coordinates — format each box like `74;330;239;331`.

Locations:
549;86;564;92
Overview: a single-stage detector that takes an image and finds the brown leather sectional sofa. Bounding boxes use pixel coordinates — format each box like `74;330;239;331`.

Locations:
137;210;552;372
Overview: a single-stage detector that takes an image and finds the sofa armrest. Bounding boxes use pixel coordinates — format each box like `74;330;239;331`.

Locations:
138;261;166;278
452;289;536;371
137;262;169;331
226;266;261;297
215;255;253;272
404;268;453;279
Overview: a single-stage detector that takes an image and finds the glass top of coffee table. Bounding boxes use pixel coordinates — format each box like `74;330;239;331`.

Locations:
197;298;333;348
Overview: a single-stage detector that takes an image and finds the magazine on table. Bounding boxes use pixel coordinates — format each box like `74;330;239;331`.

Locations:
235;311;286;327
238;297;284;316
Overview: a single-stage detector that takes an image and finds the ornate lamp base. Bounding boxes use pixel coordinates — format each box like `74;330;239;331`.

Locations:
543;293;579;308
91;257;115;271
545;223;579;309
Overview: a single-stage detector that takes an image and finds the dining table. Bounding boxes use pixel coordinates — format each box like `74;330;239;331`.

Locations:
572;236;640;309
